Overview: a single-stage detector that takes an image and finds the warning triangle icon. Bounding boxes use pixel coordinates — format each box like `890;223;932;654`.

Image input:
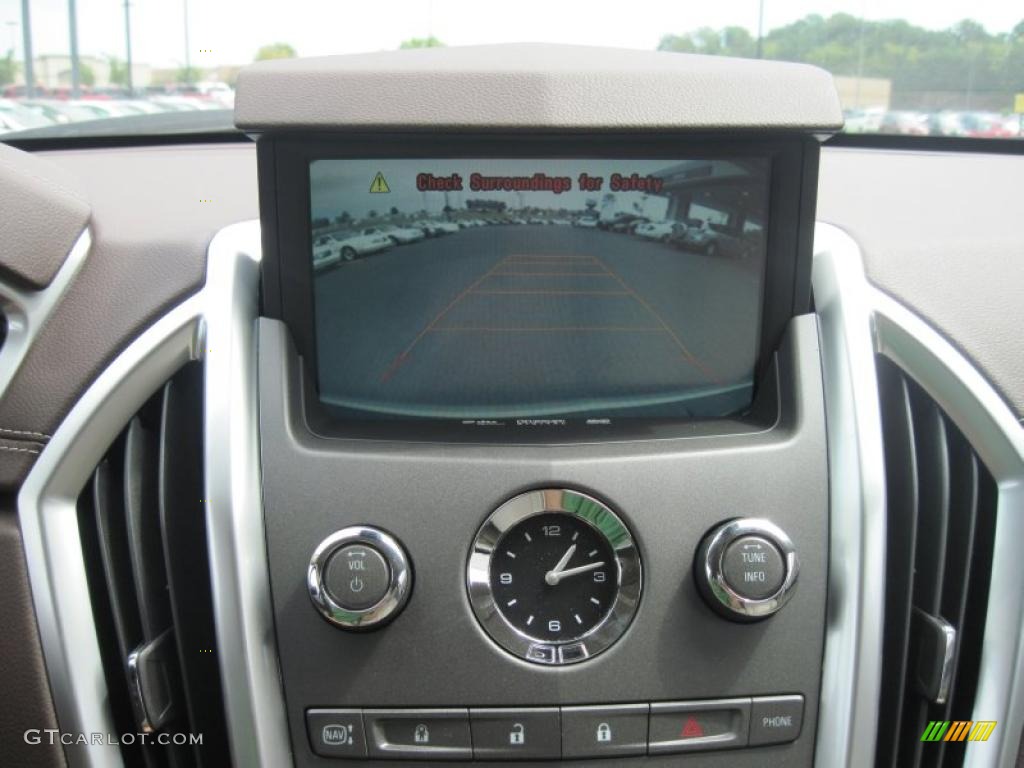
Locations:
369;172;391;193
681;716;704;738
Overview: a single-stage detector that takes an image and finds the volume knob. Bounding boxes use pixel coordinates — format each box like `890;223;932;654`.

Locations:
308;526;413;630
695;518;798;621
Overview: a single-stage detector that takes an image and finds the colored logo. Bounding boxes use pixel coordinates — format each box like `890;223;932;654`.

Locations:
921;721;997;742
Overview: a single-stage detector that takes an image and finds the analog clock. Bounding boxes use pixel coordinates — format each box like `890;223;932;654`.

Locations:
467;489;642;665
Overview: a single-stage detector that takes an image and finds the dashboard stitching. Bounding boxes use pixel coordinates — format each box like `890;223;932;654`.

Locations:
0;428;51;439
0;444;41;454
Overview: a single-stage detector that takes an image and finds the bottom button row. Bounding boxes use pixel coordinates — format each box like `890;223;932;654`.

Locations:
308;696;803;760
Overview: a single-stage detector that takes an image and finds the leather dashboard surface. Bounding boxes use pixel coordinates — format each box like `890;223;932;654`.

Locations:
0;143;256;489
817;146;1024;422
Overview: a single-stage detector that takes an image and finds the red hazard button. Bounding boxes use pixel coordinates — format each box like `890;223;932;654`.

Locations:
681;716;704;738
648;699;751;754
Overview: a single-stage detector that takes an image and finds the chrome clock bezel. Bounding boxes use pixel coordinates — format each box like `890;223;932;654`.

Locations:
467;488;642;665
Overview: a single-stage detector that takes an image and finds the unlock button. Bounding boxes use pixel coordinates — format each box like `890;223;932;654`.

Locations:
470;708;561;759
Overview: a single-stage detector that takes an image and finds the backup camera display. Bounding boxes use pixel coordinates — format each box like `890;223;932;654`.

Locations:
309;157;769;424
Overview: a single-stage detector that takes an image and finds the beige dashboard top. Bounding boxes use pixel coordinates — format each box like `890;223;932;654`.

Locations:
235;43;842;132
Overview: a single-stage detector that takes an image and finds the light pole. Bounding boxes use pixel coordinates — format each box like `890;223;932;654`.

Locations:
68;0;81;97
183;0;192;85
20;0;34;97
756;0;765;58
123;0;133;94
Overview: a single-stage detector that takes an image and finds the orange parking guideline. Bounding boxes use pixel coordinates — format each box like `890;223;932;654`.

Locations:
590;256;720;384
379;255;508;381
379;251;721;385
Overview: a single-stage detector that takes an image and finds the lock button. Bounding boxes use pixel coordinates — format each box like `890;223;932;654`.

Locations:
363;709;471;759
470;707;561;760
561;704;649;759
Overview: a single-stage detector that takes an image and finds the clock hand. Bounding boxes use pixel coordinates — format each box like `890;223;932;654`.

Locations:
545;560;606;586
544;544;576;585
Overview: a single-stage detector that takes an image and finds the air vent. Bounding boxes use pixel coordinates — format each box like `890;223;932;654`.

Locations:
874;356;998;767
76;362;231;767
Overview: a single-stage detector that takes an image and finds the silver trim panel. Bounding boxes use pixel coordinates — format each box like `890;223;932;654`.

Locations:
811;222;888;768
0;227;91;401
307;526;413;629
202;220;292;768
18;293;203;768
872;287;1024;768
467;488;642;666
18;219;292;767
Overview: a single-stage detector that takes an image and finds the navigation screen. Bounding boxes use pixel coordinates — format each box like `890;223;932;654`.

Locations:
309;157;769;425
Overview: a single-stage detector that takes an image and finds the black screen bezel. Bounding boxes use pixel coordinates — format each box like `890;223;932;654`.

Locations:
260;132;819;442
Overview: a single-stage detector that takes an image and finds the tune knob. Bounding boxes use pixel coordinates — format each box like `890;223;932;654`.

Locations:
308;526;412;630
695;518;798;621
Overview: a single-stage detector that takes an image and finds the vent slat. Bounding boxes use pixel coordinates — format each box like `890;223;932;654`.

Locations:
158;366;232;767
909;397;950;615
900;394;952;768
875;359;920;768
933;428;979;768
123;415;174;640
946;475;998;764
77;362;228;767
875;356;998;768
92;449;143;663
77;463;150;768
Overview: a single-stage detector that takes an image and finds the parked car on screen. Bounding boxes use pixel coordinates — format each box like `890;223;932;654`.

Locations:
330;229;392;260
666;220;701;249
312;237;340;271
370;226;424;245
679;220;714;253
434;221;461;234
411;220;440;237
635;220;676;241
609;215;648;234
573;216;599;228
699;223;757;259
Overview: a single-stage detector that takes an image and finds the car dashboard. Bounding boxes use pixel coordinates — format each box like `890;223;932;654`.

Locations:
0;44;1022;768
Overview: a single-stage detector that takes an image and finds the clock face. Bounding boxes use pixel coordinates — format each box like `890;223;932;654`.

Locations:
467;489;642;665
490;512;618;642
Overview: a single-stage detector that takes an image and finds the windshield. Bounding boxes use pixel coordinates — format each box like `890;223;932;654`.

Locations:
0;1;1021;140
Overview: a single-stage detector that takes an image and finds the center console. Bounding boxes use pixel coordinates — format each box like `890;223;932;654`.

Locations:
238;44;843;766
